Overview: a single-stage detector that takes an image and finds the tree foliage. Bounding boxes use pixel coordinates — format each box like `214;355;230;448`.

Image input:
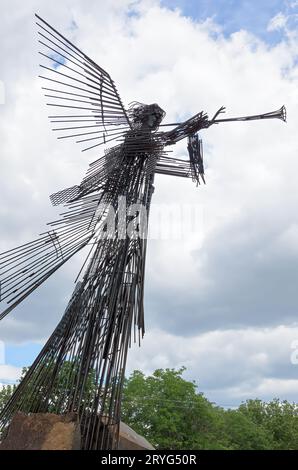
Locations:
0;384;16;413
121;367;216;449
1;366;297;449
121;368;298;450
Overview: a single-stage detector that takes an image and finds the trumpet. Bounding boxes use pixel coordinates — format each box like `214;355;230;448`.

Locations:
211;105;287;124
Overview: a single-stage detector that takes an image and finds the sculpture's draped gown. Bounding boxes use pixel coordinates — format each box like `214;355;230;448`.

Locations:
0;132;162;449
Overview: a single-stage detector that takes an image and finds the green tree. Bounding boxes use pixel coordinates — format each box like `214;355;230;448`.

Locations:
121;367;219;449
0;384;16;413
239;398;298;450
1;366;298;450
219;409;274;450
0;362;97;414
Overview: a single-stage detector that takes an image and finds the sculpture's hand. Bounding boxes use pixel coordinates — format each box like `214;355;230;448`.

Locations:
184;111;211;134
210;106;226;122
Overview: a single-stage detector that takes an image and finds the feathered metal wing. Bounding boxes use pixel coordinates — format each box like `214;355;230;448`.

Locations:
36;14;131;152
0;17;133;320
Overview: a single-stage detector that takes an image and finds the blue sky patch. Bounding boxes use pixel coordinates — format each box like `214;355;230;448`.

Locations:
161;0;297;45
5;342;43;368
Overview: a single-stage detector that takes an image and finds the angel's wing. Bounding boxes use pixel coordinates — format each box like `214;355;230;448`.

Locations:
36;14;132;151
0;191;111;321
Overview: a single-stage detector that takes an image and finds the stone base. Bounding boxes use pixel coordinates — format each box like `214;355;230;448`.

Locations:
0;412;81;450
0;412;154;450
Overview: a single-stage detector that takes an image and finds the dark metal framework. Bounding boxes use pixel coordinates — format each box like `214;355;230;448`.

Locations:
0;14;286;449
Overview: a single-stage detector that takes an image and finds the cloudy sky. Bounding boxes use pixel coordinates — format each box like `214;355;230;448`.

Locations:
0;0;298;407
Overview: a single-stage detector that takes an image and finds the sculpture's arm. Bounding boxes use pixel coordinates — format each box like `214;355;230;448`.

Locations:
155;156;192;178
160;111;209;146
160;105;286;146
160;107;225;146
156;134;205;185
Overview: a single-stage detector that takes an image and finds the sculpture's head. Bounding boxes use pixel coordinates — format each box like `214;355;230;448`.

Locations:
128;102;166;130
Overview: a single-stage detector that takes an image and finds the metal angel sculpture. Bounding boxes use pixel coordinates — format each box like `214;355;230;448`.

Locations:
0;15;286;449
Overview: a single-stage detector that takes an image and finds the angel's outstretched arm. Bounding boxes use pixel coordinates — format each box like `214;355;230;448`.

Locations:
160;104;286;146
160;107;225;146
161;111;209;146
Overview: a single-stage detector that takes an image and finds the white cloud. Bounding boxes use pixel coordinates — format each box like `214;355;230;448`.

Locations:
0;365;22;384
267;12;288;31
0;81;4;105
127;324;298;405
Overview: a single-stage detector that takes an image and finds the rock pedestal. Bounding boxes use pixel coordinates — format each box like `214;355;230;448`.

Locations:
0;412;81;450
0;412;154;450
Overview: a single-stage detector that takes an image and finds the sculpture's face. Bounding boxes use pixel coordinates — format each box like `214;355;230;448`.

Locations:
144;104;165;130
129;102;165;130
147;113;159;129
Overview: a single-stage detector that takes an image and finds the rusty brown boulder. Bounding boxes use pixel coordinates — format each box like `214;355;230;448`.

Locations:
0;412;154;450
0;412;81;450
